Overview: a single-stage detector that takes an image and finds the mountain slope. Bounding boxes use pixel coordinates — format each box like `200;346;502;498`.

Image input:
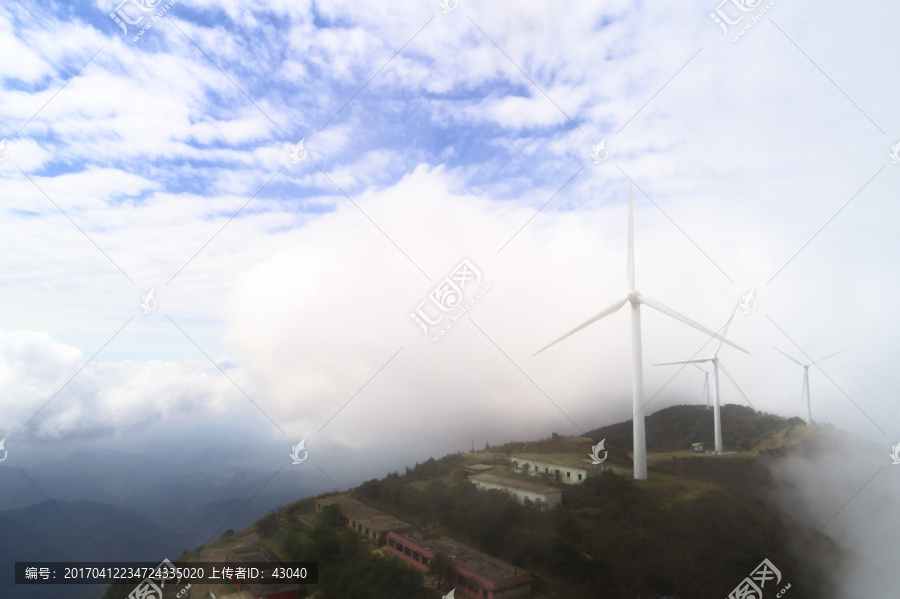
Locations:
123;405;839;598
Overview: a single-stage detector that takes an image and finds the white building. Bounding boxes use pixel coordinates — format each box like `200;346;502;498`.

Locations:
510;453;605;485
469;473;562;509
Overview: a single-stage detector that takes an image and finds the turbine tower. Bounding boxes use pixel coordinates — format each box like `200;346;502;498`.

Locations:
654;305;753;454
772;347;843;426
534;183;748;480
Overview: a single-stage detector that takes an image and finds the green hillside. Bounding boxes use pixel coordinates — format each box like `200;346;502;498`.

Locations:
113;405;838;599
583;403;808;452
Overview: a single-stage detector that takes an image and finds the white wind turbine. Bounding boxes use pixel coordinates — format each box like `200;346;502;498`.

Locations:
772;347;844;426
534;183;748;480
690;363;712;409
653;305;753;454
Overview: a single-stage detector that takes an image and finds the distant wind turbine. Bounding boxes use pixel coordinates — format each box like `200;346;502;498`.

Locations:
772;347;844;426
653;304;753;454
534;183;748;480
694;363;711;409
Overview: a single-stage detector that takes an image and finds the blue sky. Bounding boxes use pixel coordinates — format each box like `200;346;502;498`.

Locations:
2;0;899;547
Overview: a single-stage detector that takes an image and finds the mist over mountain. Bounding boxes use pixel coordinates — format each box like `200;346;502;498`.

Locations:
763;427;899;597
0;500;176;599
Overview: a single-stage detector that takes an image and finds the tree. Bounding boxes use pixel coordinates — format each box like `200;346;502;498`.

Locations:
257;512;279;536
429;550;454;589
222;529;235;540
321;503;344;528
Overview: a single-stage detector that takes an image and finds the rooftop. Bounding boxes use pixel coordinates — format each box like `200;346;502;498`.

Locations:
461;463;494;473
316;494;410;533
512;453;606;469
470;473;561;495
393;529;528;584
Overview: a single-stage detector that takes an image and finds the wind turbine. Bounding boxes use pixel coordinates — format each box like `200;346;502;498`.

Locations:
653;305;753;454
534;183;748;480
693;363;711;409
772;347;844;426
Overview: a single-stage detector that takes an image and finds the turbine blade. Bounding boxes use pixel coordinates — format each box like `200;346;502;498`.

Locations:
652;359;711;366
627;182;635;291
638;295;749;354
772;345;804;366
719;362;754;410
811;350;844;365
713;303;740;357
534;296;629;355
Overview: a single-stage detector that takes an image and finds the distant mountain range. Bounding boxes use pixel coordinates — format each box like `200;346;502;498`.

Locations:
0;499;178;599
0;448;331;599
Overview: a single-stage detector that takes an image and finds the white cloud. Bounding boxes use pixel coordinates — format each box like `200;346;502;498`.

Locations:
0;2;897;560
0;330;240;440
216;164;900;459
0;9;53;84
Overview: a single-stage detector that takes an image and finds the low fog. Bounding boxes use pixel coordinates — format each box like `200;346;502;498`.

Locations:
766;427;900;595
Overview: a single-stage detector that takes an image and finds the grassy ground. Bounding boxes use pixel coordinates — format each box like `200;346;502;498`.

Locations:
407;472;455;490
